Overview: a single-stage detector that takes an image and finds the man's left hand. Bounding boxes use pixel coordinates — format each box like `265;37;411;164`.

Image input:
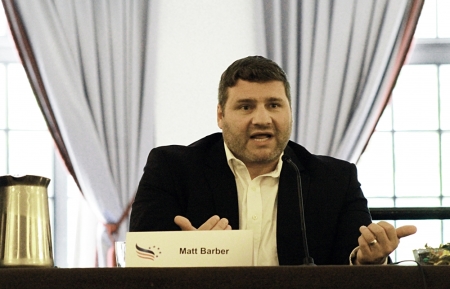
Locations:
355;221;417;265
174;215;231;231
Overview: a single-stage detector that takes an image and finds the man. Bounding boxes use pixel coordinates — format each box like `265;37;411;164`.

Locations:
130;56;416;266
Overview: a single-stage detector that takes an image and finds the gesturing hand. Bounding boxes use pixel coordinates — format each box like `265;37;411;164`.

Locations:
356;221;417;265
174;215;232;231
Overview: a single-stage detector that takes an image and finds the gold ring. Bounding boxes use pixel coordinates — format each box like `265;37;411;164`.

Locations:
369;239;378;246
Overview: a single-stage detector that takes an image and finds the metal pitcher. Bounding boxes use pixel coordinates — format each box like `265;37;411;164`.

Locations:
0;175;54;267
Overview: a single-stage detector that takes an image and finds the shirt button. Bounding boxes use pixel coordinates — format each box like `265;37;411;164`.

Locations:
252;215;258;220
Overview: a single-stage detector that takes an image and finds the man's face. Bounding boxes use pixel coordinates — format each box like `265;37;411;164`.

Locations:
217;79;292;167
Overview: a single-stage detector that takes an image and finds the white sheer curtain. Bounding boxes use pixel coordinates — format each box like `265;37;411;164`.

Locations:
262;0;423;162
3;0;157;266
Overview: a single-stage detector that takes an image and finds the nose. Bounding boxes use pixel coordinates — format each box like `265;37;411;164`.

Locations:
252;106;272;125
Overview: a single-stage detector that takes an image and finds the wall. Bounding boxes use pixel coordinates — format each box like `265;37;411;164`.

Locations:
153;0;265;146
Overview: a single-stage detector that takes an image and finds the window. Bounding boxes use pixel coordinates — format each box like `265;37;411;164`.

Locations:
0;8;58;246
0;2;82;267
357;0;450;262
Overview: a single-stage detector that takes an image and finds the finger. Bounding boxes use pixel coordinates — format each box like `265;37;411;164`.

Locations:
198;215;221;230
211;218;230;230
358;234;371;249
359;225;377;247
376;221;397;242
174;215;196;231
396;225;417;238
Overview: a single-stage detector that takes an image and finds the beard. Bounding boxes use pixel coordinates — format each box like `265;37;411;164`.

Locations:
222;122;292;166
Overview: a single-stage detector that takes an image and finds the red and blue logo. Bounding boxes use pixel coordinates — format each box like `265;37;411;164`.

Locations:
135;244;161;261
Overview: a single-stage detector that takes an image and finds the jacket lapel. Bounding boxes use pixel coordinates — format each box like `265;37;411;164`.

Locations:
203;139;240;229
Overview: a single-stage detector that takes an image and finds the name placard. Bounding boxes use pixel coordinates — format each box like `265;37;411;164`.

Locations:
125;230;253;267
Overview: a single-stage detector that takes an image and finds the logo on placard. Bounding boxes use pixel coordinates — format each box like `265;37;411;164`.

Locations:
135;244;162;261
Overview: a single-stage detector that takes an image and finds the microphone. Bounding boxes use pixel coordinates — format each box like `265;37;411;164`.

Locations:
282;155;315;266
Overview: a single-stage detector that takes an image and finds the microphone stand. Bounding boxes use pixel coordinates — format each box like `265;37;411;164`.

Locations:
282;155;316;266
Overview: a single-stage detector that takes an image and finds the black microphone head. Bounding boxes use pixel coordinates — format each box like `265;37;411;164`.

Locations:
281;155;291;162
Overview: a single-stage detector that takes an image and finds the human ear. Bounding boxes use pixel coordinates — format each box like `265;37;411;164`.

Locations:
217;104;224;129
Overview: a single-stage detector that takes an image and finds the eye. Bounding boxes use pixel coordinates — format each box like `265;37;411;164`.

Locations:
237;104;253;111
269;103;280;108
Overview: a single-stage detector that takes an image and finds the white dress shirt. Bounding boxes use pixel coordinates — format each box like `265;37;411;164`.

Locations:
223;143;376;266
224;143;283;266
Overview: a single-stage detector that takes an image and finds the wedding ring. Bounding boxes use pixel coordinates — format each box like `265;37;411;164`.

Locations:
369;239;378;246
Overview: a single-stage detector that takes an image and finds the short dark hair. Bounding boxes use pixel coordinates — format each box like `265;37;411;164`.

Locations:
218;56;291;109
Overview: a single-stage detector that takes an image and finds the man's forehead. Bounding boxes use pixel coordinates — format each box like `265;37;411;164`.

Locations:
221;79;290;109
232;79;284;87
233;96;287;103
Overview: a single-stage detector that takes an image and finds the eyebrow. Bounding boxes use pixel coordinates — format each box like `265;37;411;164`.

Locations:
235;98;256;104
266;97;284;102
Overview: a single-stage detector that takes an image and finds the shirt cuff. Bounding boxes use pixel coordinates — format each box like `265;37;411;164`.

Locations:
349;246;388;265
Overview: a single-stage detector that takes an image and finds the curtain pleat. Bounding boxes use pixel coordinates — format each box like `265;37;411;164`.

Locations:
1;0;80;190
3;0;156;266
262;0;423;162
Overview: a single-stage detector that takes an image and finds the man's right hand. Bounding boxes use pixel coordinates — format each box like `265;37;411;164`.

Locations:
174;215;232;231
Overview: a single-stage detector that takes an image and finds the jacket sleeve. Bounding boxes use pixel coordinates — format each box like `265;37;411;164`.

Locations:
129;148;182;232
331;163;372;264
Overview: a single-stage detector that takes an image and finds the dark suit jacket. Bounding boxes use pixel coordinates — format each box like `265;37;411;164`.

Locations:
130;133;372;265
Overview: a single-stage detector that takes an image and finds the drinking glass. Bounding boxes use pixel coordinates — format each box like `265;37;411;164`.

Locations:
115;241;126;267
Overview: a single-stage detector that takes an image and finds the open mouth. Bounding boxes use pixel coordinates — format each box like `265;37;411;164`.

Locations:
250;133;273;142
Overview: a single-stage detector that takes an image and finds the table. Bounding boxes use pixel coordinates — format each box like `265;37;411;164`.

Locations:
0;265;447;289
